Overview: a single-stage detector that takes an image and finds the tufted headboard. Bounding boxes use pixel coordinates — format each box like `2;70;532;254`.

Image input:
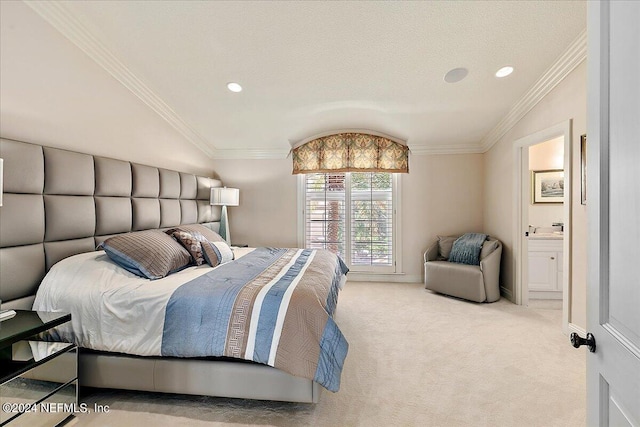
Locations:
0;138;222;310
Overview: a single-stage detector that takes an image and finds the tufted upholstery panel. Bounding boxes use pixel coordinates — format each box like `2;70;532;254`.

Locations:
44;148;95;196
198;201;214;223
1;139;44;194
95;197;133;235
180;173;198;199
95;157;132;197
132;198;161;231
44;238;97;271
132;163;160;197
0;138;221;307
0;245;46;301
180;200;198;225
160;199;181;227
159;169;181;199
44;196;96;241
0;194;45;246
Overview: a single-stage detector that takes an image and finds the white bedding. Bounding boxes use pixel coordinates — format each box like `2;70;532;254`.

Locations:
32;248;254;356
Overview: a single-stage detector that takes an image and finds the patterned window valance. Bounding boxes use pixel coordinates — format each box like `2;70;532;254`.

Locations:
291;132;409;174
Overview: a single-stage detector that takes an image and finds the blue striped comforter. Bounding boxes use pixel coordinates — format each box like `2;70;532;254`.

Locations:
161;247;349;392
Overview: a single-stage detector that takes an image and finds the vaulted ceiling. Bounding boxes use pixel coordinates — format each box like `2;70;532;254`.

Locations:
1;1;586;160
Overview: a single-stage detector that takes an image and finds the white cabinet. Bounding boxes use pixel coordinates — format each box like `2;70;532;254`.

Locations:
528;251;558;291
528;238;563;299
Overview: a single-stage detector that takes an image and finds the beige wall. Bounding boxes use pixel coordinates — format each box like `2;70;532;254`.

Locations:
484;61;587;328
211;159;299;248
528;137;564;228
213;153;484;282
401;154;484;281
0;1;214;176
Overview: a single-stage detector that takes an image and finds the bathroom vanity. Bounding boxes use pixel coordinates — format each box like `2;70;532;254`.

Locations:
528;231;563;299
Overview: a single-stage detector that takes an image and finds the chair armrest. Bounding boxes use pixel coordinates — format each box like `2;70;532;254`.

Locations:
480;243;502;302
424;241;439;263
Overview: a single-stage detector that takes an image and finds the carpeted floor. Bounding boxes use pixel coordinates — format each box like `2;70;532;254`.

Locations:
70;282;586;427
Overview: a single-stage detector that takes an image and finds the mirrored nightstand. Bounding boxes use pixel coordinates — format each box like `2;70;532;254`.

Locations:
0;310;77;426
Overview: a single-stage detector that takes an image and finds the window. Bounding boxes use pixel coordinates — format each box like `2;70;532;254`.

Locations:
302;172;397;273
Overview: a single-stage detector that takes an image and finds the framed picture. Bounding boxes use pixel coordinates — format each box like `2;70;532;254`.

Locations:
581;134;587;205
532;169;564;204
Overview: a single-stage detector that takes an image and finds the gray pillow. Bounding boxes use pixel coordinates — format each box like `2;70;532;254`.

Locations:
437;236;458;260
101;230;191;279
480;239;499;260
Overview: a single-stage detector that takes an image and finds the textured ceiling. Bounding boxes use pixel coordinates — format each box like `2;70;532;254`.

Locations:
3;1;586;158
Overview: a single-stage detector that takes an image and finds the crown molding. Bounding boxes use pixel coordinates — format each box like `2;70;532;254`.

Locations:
410;144;484;155
24;1;216;158
211;149;292;160
24;2;587;160
212;144;482;159
479;29;587;153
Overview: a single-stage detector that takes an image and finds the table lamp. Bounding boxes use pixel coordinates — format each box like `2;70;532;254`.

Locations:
210;187;239;245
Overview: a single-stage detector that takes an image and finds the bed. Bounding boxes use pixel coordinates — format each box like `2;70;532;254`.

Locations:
0;138;349;403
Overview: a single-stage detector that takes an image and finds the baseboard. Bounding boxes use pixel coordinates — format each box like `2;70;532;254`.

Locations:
347;273;422;283
568;322;587;336
529;290;563;300
500;286;514;303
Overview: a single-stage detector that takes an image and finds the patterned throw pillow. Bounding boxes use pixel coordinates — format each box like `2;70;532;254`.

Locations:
201;240;234;268
167;229;208;266
101;230;192;280
176;224;224;243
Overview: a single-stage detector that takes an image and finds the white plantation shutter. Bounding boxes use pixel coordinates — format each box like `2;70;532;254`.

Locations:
350;173;393;267
304;172;395;272
305;173;346;260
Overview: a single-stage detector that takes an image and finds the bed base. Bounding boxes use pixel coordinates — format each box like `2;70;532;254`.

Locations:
79;352;321;403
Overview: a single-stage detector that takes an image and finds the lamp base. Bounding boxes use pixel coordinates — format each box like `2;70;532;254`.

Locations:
219;205;231;245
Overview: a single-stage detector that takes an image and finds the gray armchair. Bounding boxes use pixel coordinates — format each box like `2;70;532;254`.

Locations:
423;236;502;303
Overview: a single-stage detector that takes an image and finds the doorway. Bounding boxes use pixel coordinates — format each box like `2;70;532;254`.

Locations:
526;137;565;304
512;120;572;333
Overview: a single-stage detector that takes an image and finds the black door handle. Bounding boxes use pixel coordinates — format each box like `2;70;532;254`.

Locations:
570;332;596;353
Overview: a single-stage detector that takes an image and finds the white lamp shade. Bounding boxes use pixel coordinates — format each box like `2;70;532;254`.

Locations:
210;187;239;206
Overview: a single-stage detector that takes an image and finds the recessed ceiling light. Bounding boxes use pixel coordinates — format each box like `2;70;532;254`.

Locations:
444;67;468;83
227;82;242;92
495;66;514;78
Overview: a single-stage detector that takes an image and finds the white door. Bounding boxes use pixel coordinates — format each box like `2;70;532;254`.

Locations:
585;1;640;426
